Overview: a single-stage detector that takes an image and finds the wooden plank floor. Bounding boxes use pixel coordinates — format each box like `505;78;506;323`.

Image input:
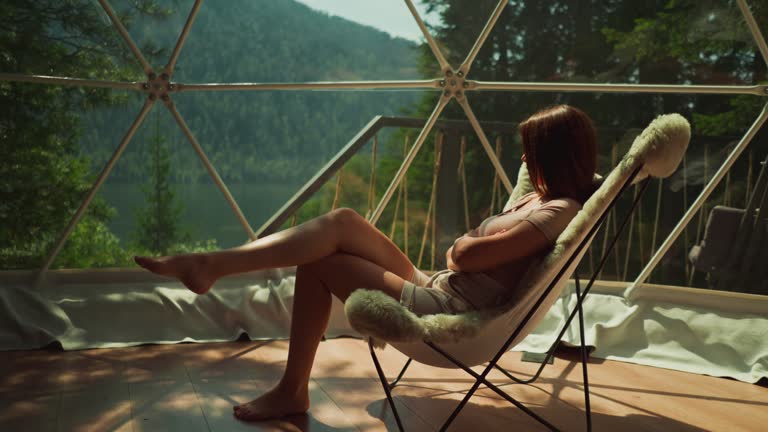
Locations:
0;338;765;431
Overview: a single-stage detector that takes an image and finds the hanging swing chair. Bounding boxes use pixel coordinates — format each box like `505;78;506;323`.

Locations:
689;152;768;294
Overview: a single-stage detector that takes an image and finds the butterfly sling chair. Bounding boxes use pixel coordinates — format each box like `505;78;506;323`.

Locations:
344;114;691;432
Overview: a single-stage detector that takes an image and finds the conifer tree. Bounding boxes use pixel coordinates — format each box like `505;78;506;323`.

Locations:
0;0;152;268
133;112;187;255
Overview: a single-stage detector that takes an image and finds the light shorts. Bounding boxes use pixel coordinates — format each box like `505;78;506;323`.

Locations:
400;266;510;316
400;267;472;315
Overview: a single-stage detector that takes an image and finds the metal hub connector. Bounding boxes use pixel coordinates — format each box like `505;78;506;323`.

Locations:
142;70;175;101
441;69;469;99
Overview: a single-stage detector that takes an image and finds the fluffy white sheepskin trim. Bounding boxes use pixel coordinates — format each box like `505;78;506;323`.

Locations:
345;290;487;345
629;113;690;181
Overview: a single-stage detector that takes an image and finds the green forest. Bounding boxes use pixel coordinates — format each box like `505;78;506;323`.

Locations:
2;0;767;293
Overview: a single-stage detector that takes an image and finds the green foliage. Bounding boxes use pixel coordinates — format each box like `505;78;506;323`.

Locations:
603;0;755;65
604;0;767;136
56;215;133;268
132;114;189;255
693;96;765;136
166;239;219;254
0;0;151;269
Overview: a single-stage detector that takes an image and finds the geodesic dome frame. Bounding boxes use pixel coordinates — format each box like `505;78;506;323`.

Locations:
2;0;768;291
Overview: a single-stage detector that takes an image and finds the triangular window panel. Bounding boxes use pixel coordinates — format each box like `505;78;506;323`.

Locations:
1;89;140;270
1;2;143;79
644;96;768;294
50;104;248;269
449;0;765;86
170;89;425;238
173;0;429;83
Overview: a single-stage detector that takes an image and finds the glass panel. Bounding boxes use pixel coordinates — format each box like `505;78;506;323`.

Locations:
51;103;245;269
171;90;426;246
174;0;430;83
586;95;768;295
650;101;768;295
456;90;767;296
4;0;767;290
342;92;526;270
380;127;444;269
424;0;764;85
0;1;145;79
745;0;768;36
594;0;763;85
0;88;141;270
115;0;188;59
297;0;441;44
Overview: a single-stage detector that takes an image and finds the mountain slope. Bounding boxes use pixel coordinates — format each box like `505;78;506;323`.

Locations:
81;0;423;183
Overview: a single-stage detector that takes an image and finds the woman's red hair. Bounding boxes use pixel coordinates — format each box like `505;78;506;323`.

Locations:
519;105;598;203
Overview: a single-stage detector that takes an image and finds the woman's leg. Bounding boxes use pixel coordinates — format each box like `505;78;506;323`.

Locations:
233;252;407;421
135;208;415;294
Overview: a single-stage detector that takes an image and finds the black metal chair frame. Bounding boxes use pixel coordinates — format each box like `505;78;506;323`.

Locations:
368;167;650;431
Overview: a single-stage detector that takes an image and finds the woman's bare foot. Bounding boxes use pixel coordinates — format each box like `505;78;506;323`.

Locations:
232;386;310;422
134;255;216;295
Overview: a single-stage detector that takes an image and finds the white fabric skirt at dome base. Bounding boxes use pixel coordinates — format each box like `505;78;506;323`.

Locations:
0;265;765;383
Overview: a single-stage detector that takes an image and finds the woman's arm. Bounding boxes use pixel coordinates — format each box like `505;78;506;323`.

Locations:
448;221;551;272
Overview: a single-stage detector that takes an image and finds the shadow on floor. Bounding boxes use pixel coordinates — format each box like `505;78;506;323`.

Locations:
367;395;708;432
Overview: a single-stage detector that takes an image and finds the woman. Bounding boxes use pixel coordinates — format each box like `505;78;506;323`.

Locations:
135;104;598;421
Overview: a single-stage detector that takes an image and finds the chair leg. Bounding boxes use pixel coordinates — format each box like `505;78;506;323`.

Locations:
368;340;405;432
390;358;412;388
492;347;557;385
426;341;559;432
574;274;593;432
493;363;530;384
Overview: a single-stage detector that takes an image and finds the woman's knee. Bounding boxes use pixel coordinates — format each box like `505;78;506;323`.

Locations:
327;207;365;229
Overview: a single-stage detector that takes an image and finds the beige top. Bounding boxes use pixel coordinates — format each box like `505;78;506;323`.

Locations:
438;192;581;309
476;192;581;241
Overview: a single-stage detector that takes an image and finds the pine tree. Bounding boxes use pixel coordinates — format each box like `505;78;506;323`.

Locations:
0;0;160;269
133;112;187;255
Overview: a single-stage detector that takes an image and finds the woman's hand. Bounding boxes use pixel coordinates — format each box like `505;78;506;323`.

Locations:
446;245;460;271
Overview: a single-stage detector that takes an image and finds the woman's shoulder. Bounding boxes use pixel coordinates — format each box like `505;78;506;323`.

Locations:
511;191;538;205
505;192;540;211
541;196;581;210
526;196;581;242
